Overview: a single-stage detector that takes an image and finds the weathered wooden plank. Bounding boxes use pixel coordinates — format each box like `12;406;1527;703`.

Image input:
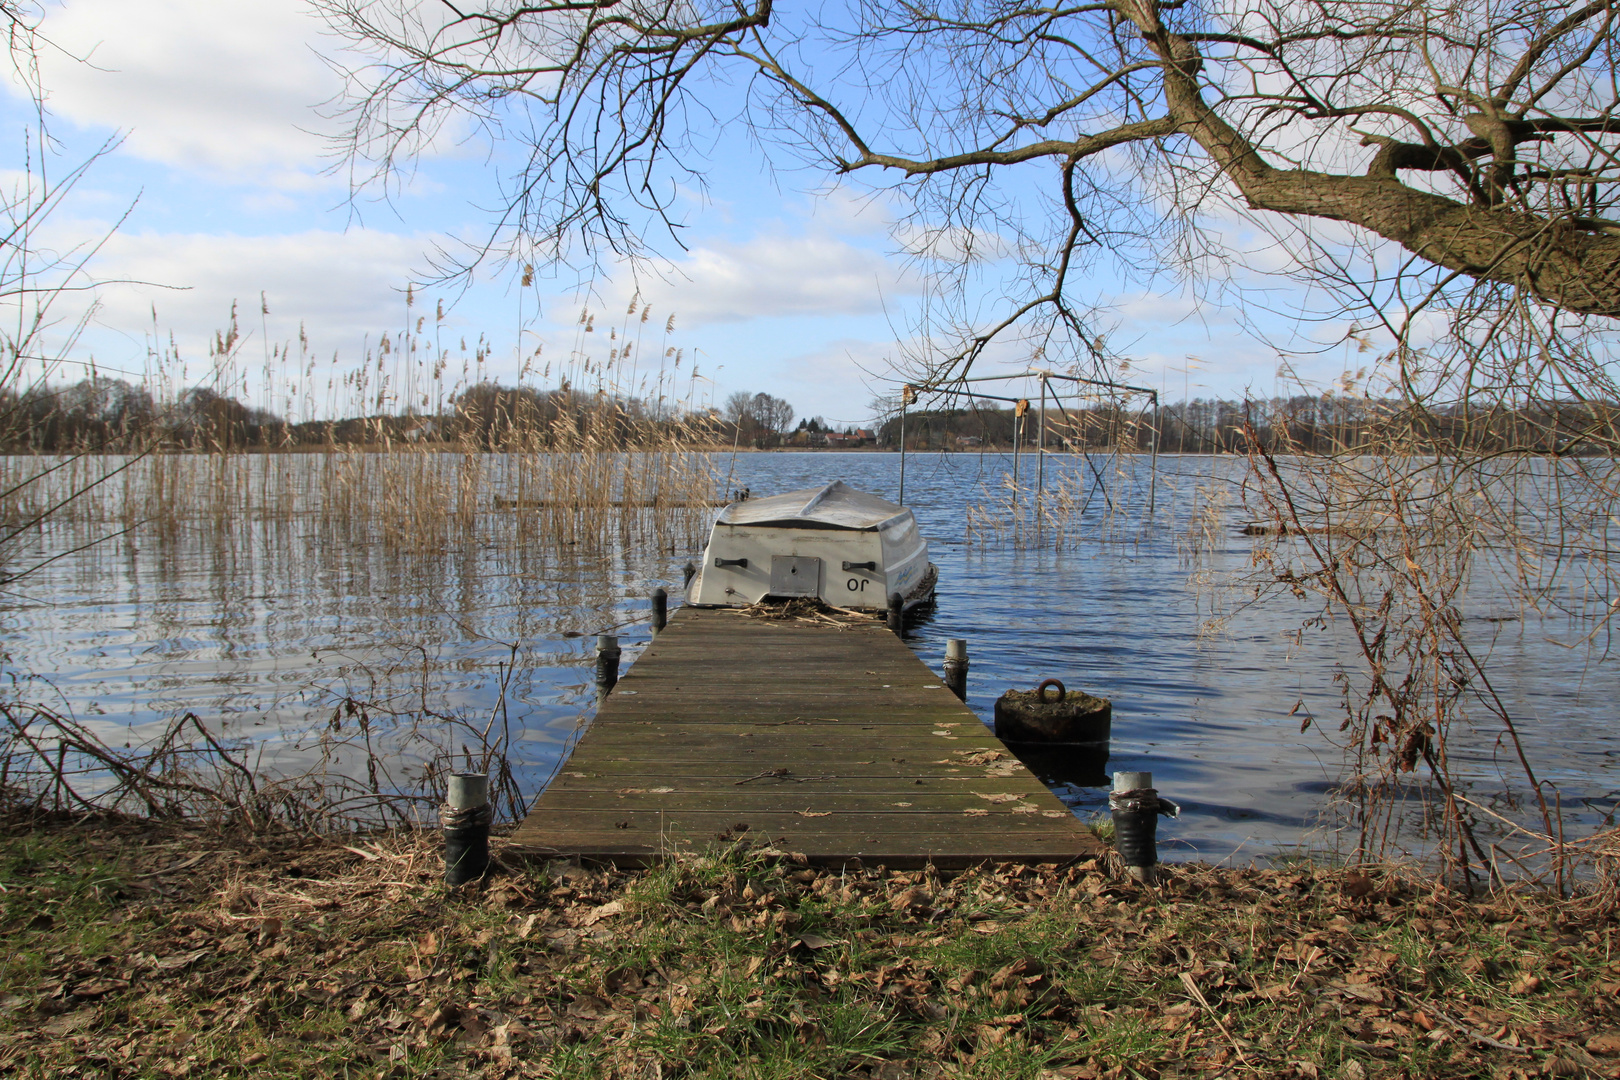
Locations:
509;813;1089;870
532;790;1078;813
552;759;1012;774
513;605;1101;866
558;736;999;756
558;724;1001;745
547;777;1038;794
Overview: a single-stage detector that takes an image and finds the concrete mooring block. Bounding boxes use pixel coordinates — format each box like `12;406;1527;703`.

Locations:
993;678;1111;744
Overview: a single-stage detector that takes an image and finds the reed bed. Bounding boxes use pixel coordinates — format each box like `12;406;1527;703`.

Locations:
0;287;729;557
963;453;1163;550
0;437;723;558
0;421;724;829
0;296;732;832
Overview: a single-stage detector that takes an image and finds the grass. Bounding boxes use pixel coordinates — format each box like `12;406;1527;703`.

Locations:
2;810;1618;1078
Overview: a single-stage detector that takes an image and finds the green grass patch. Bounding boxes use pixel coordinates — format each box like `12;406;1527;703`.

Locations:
0;813;1617;1078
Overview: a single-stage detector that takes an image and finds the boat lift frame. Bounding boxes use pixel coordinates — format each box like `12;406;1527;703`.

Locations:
895;369;1160;516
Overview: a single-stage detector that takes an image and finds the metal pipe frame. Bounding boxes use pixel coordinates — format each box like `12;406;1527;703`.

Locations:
898;396;908;505
898;368;1162;518
1037;376;1048;524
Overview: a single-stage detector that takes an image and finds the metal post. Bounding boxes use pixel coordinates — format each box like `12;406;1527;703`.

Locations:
443;772;490;887
943;639;969;701
1037;377;1047;521
887;592;905;636
1110;770;1159;885
898;386;913;505
1011;400;1025;514
1148;392;1159;518
595;634;621;700
651;588;668;637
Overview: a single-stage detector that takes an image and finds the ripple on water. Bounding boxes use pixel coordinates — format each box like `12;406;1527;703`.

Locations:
1;451;1616;862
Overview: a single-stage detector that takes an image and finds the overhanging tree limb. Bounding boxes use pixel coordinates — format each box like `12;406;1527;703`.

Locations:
315;0;1620;344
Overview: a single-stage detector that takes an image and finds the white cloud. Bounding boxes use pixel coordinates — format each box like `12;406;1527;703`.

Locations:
798;185;901;237
80;226;430;370
892;222;1012;264
586;231;923;327
762;337;896;424
1112;290;1207;326
28;0;339;185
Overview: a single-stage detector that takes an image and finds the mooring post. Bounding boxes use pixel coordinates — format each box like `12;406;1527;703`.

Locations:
443;772;491;888
682;561;696;590
1110;770;1160;885
1148;391;1159;518
898;384;915;505
887;592;905;636
1036;377;1047;514
1012;397;1029;516
651;588;668;637
595;634;621;700
943;638;969;701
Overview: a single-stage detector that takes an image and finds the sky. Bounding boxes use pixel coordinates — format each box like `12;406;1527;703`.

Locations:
0;0;1372;427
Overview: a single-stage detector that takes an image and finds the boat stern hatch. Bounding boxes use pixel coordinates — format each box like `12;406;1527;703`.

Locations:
770;555;822;597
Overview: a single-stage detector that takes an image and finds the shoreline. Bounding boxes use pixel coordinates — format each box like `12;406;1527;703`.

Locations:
3;809;1615;1078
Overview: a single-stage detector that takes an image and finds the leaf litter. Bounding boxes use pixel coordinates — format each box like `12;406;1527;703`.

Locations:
3;808;1619;1078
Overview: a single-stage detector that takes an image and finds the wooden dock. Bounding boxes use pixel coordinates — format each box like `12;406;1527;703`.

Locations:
511;606;1101;868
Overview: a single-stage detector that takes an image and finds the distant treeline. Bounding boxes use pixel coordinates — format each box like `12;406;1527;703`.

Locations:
880;395;1620;455
0;379;721;452
12;378;1617;456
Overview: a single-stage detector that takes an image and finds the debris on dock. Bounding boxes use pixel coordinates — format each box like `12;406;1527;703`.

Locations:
512;607;1101;869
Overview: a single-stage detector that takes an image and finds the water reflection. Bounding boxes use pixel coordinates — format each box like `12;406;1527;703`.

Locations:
2;451;1616;862
1001;741;1112;791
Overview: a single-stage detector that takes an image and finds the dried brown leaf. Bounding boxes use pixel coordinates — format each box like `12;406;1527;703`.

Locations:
1509;974;1542;995
1588;1032;1620;1055
792;933;840;950
580;900;625;926
566;994;611;1021
39;1010;96;1036
152;949;210;972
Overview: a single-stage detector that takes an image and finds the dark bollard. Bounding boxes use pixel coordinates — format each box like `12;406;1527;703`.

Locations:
682;561;697;590
595;633;621;700
887;592;904;636
943;639;969;701
1109;771;1178;885
994;679;1111;743
995;679;1114;788
443;773;491;888
651;588;668;637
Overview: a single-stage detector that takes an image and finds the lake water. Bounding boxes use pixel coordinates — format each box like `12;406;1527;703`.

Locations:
3;450;1615;863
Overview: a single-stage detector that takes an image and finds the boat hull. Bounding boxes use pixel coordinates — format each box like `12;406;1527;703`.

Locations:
687;482;936;610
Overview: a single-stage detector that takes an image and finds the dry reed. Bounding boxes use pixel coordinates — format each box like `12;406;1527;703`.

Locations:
1225;349;1620;890
0;295;728;831
961;393;1160;549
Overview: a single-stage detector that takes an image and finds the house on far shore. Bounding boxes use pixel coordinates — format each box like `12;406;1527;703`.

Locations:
824;429;876;448
955;435;981;447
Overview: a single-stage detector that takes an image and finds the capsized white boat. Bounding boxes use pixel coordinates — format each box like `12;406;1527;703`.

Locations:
687;481;937;610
